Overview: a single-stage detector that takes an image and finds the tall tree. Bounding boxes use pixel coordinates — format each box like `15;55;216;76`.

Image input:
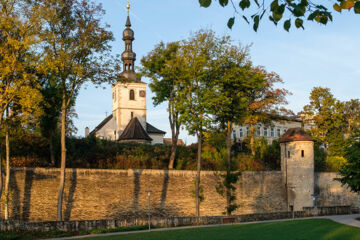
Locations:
343;99;360;140
242;67;290;155
302;87;346;155
178;30;221;216
198;0;360;31
210;41;253;215
141;41;184;169
0;0;42;219
38;0;118;220
337;130;360;193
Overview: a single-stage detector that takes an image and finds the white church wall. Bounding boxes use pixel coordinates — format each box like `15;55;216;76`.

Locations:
95;117;116;140
149;133;165;145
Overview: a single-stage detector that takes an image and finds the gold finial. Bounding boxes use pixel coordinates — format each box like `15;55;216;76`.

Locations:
126;0;130;16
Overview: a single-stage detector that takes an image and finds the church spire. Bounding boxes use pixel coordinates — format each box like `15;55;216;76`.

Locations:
120;0;139;82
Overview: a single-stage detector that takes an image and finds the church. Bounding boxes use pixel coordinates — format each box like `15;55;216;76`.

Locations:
89;3;166;144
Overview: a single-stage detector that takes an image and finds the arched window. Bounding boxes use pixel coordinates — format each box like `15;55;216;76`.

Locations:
129;89;135;100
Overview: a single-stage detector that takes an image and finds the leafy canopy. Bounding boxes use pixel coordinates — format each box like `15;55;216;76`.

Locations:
199;0;360;32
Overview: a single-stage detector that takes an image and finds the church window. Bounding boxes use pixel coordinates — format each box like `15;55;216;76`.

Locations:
131;112;134;119
130;89;135;100
233;130;236;139
301;150;304;158
271;128;274;137
277;128;281;137
264;127;268;137
239;128;243;138
246;126;250;136
288;151;290;158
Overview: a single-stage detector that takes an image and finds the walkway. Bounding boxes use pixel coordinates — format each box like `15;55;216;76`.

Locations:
49;214;360;240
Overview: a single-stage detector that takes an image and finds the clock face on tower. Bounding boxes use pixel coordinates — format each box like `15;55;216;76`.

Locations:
139;90;146;97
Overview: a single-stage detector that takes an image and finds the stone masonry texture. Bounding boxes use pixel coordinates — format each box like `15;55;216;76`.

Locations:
0;168;357;222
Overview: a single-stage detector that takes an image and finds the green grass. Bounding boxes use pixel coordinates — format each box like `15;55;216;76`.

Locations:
84;219;360;240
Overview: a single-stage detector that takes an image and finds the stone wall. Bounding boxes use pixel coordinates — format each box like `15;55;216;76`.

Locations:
1;168;287;221
315;172;360;208
1;168;358;222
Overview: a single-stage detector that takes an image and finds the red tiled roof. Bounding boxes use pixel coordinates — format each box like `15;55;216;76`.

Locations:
279;128;313;143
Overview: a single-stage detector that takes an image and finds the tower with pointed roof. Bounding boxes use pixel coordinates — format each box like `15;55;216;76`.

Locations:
279;128;315;211
90;2;166;144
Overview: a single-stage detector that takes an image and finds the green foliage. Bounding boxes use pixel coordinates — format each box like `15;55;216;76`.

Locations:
337;132;360;193
314;142;326;172
325;156;347;172
215;170;242;215
302;87;347;156
197;0;360;31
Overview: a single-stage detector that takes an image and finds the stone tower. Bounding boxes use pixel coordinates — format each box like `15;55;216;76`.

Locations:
279;128;314;211
112;4;147;138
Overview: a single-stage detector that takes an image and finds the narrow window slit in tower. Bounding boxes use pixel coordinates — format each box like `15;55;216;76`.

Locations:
301;150;304;158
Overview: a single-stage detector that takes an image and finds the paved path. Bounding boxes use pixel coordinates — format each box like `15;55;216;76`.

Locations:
48;214;360;240
326;214;360;228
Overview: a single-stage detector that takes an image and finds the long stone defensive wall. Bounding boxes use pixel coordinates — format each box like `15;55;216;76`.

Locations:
0;168;358;222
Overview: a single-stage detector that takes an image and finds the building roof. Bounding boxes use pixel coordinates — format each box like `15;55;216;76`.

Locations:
279;127;313;143
89;114;113;135
163;138;185;146
146;122;166;134
118;117;152;141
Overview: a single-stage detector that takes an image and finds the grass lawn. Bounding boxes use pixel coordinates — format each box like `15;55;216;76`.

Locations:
84;219;360;240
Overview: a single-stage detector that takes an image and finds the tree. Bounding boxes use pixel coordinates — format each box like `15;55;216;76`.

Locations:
198;0;360;31
343;99;360;140
209;41;252;215
241;67;290;155
37;0;118;221
302;87;346;155
0;0;42;219
178;30;221;216
337;130;360;193
141;41;184;169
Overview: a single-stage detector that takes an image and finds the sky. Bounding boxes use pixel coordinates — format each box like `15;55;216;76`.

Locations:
74;0;360;144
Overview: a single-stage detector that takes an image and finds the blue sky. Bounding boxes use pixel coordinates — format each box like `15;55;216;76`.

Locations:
74;0;360;144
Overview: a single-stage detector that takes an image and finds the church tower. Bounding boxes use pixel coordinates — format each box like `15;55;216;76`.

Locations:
90;1;165;144
112;2;147;138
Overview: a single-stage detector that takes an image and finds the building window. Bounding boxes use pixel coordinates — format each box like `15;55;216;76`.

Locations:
288;151;290;158
129;89;135;100
264;127;268;137
257;125;261;136
239;128;243;138
131;112;134;119
277;128;281;137
233;130;236;139
271;128;274;137
301;150;304;157
246;126;250;136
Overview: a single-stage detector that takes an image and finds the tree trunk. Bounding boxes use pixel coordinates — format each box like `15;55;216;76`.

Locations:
168;128;180;169
4;110;10;220
0;151;2;217
195;130;202;217
226;121;232;216
57;93;67;221
250;123;255;156
49;130;56;166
